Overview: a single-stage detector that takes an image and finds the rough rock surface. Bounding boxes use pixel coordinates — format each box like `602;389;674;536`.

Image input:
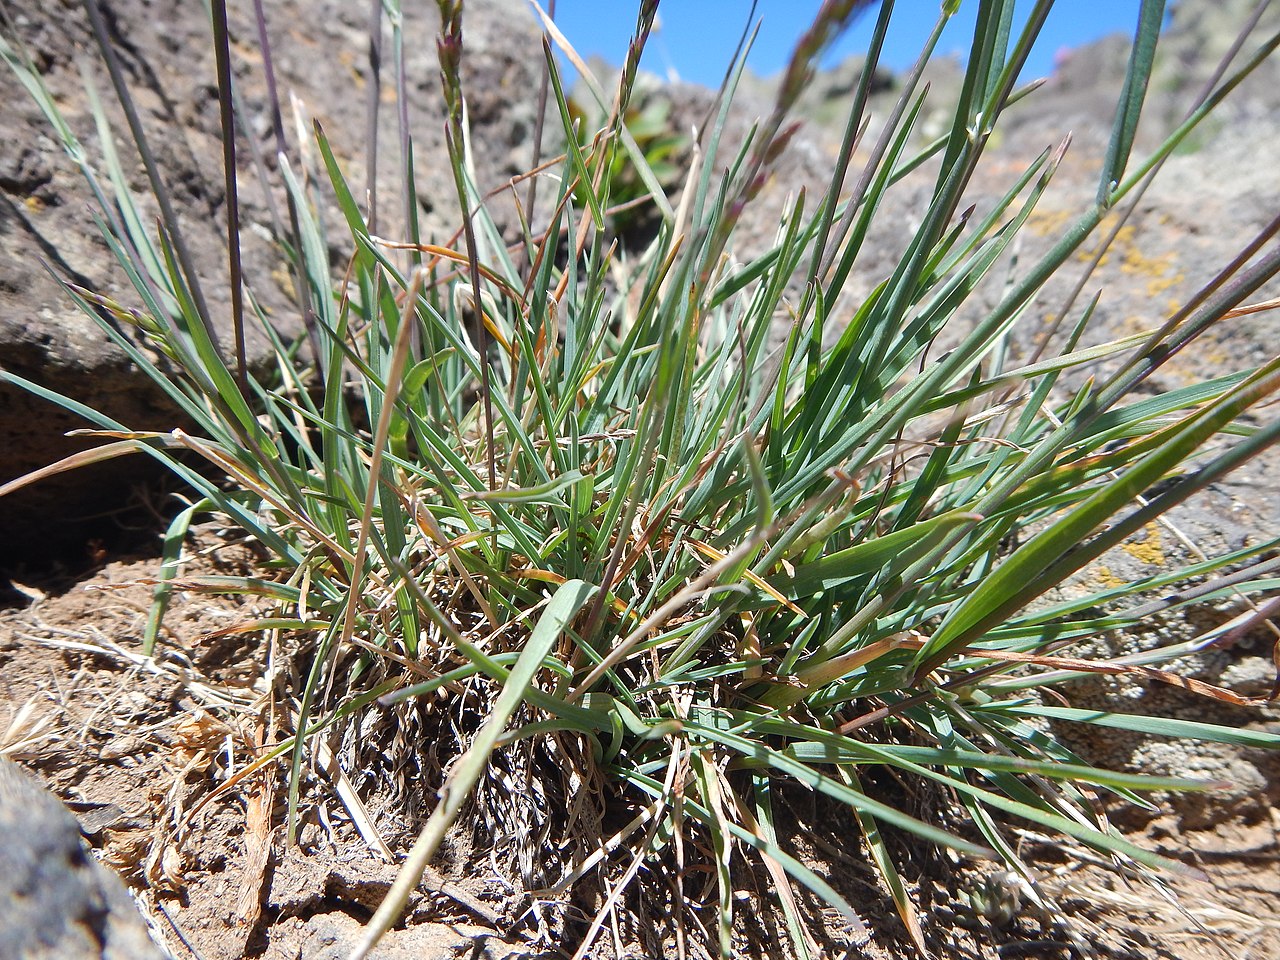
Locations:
0;755;164;960
0;0;543;567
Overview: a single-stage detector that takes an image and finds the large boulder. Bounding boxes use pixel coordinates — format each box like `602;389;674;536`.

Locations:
0;0;543;567
0;756;164;960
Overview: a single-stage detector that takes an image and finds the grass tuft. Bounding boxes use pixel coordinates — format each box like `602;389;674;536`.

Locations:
3;2;1280;956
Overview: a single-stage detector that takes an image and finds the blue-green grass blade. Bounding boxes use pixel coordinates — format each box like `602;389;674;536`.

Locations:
1099;0;1166;204
724;715;1195;874
543;47;605;232
688;720;994;857
918;360;1280;673
142;500;203;655
781;509;982;599
996;704;1280;751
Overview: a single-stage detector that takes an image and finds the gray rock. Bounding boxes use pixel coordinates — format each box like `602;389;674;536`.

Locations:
0;756;165;960
1154;0;1280;120
0;0;544;566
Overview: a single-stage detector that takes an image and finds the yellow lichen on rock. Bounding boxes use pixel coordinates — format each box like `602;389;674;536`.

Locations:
1121;522;1166;566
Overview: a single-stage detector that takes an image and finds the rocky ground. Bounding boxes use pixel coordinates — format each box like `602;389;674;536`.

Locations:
1;0;1279;957
2;535;1278;958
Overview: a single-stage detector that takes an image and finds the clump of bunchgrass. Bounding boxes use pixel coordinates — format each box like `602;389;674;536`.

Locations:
3;0;1280;957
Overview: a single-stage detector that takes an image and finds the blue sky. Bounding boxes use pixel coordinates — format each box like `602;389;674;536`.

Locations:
545;2;1148;87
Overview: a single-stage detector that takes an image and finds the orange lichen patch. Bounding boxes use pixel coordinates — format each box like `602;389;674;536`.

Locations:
338;49;364;89
23;195;44;214
1090;564;1127;588
1198;347;1230;370
1122;523;1166;566
1121;313;1150;337
1073;218;1133;267
1026;208;1074;238
1120;245;1184;298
